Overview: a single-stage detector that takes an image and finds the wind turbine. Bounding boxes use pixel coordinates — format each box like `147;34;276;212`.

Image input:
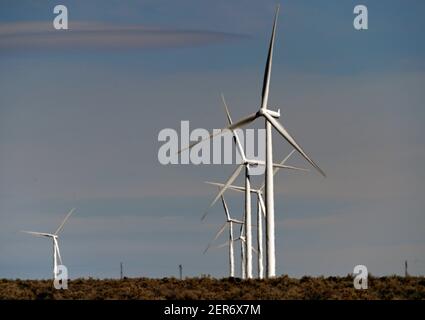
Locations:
22;208;76;279
205;150;308;278
181;5;325;278
204;194;243;278
202;95;306;279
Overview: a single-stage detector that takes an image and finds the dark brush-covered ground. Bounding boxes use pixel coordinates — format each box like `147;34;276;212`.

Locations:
0;276;424;300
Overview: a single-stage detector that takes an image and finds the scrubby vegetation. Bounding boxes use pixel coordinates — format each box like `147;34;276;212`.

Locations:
0;276;424;300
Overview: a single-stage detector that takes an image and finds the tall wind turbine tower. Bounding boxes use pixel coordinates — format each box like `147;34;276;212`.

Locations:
182;5;325;278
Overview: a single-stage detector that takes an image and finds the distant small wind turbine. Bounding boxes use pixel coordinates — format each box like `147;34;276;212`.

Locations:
204;194;243;278
22;208;76;279
234;220;259;279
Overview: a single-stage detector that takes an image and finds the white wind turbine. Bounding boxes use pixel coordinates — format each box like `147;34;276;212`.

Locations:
22;208;76;279
206;182;264;278
205;149;309;278
182;5;325;277
201;94;305;279
203;194;243;278
206;215;259;279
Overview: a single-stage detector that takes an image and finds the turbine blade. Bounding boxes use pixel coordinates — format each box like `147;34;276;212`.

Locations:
261;5;280;109
230;218;244;224
205;182;261;193
221;93;233;125
205;181;245;193
221;94;247;161
239;222;244;236
260;149;297;191
178;130;223;154
221;195;231;221
227;112;258;132
214;242;230;250
281;149;296;165
258;194;266;218
206;241;230;253
55;208;75;235
213;222;228;242
55;239;62;265
178;112;257;155
272;163;310;172
21;231;54;238
203;243;211;255
201;164;244;221
263;112;326;177
203;222;228;254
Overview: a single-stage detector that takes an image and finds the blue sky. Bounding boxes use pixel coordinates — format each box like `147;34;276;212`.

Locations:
1;0;425;279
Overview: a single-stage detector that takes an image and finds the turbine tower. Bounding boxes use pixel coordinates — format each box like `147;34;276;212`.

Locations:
22;208;75;279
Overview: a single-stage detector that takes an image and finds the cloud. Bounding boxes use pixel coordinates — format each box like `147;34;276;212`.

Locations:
0;21;246;51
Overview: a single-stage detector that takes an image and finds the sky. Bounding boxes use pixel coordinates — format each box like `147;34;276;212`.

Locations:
0;0;424;279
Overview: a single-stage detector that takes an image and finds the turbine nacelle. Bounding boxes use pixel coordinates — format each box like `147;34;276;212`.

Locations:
258;108;280;118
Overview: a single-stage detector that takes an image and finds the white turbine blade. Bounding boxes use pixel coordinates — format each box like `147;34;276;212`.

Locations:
179;130;222;154
249;159;307;172
239;225;245;239
206;241;230;252
214;242;230;250
221;93;233;124
230;218;244;224
205;182;260;194
21;231;54;238
273;163;310;172
221;195;231;221
227;185;247;193
55;208;75;235
55;239;63;265
203;222;227;254
232;129;246;163
260;149;296;191
281;149;296;165
258;194;266;218
203;243;212;255
261;5;280;109
201;164;244;221
178;112;257;155
212;222;228;242
221;94;247;161
263;112;326;177
206;181;245;193
227;112;258;132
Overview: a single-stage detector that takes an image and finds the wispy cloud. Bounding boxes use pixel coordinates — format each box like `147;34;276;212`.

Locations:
0;21;246;51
